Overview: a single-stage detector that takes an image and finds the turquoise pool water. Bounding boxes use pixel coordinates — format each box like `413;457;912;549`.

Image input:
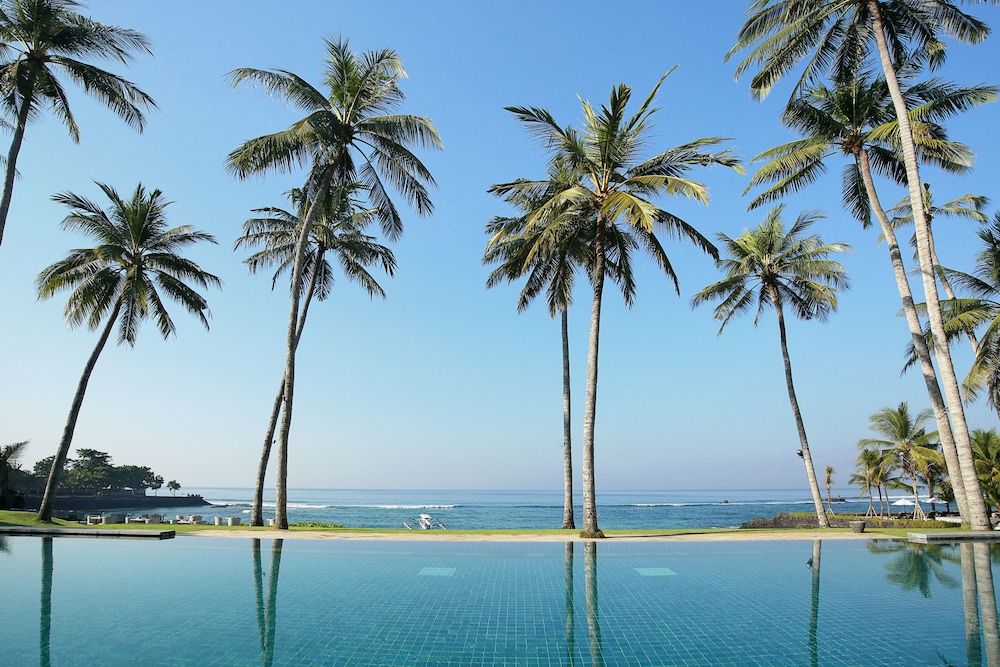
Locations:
1;536;997;666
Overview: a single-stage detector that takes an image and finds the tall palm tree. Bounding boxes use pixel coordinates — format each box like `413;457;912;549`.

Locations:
493;71;743;536
0;0;156;252
34;182;219;521
729;0;996;530
824;465;836;513
484;167;591;530
235;185;395;527
743;65;994;524
851;447;883;517
692;207;849;527
859;402;941;520
226;37;441;529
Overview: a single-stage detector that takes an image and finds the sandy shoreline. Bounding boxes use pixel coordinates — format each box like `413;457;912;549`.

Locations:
186;529;883;542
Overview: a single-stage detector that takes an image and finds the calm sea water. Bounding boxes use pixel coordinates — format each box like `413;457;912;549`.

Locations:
146;487;878;529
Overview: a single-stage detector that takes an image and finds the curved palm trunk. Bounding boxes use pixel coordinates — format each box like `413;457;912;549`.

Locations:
910;472;926;520
582;223;606;537
856;149;970;520
251;247;326;527
274;173;334;529
38;302;121;521
561;307;575;529
0;79;34;252
868;1;990;531
770;288;829;527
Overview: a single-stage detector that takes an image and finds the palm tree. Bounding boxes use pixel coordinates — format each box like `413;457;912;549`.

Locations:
34;182;219;521
971;428;1000;512
743;65;994;524
729;0;996;531
235;185;395;527
0;0;156;252
851;447;883;517
824;465;836;514
859;402;941;520
484;164;592;530
493;71;743;536
0;439;28;504
692;207;849;527
226;37;440;529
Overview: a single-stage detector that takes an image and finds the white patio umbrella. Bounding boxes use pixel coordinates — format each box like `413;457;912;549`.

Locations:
892;498;915;506
925;497;946;505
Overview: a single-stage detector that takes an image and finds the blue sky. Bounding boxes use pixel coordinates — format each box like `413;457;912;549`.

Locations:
1;1;998;492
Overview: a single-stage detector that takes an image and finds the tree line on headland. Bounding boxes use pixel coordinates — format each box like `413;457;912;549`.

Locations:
1;1;999;534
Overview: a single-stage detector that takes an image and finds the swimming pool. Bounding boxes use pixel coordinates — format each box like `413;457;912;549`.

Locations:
1;536;996;665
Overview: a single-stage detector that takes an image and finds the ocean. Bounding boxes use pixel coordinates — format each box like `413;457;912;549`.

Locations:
144;487;881;530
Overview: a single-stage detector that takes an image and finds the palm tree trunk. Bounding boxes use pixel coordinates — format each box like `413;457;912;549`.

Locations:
40;536;52;667
274;173;334;529
584;541;604;667
251;247;326;527
37;302;121;521
910;474;926;520
856;149;970;520
582;222;606;537
868;0;990;531
808;540;821;667
770;287;829;527
564;541;575;665
561;307;575;529
974;542;1000;665
0;78;34;251
960;543;982;667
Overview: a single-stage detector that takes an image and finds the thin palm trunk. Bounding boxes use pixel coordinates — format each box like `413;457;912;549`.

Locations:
856;149;970;520
960;542;982;667
584;541;604;667
868;0;990;530
770;286;829;527
251;246;326;526
274;171;334;529
582;223;606;537
564;541;576;665
561;307;574;529
809;540;821;667
38;301;122;521
865;484;876;517
910;472;927;520
40;536;52;667
0;76;34;250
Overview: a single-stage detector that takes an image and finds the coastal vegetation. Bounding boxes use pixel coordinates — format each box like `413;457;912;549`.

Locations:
1;2;999;532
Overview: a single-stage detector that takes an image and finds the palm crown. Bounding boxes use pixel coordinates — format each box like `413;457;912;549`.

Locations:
36;182;220;344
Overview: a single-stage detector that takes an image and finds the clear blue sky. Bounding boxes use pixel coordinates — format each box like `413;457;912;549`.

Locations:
1;1;998;492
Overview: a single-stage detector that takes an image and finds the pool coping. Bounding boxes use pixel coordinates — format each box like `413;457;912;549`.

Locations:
908;531;1000;544
0;526;175;539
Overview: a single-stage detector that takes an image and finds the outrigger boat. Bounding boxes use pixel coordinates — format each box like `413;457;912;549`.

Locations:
404;513;446;530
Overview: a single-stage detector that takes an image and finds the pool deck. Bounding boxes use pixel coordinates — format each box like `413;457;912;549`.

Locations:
0;526;175;539
908;531;1000;544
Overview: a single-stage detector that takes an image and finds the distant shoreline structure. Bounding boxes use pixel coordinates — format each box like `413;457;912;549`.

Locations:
20;493;210;512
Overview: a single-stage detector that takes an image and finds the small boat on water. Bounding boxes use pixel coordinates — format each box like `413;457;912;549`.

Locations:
403;513;446;530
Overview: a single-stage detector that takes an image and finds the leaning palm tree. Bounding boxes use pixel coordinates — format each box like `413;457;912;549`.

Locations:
0;0;156;252
692;207;849;527
729;0;996;531
226;37;441;529
235;185;395;527
859;402;941;520
743;64;994;525
34;182;220;521
493;71;743;536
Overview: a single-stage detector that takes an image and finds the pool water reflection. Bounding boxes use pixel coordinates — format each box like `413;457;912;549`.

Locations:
1;536;999;666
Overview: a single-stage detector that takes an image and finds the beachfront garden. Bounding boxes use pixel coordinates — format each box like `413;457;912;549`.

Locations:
1;1;1000;535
